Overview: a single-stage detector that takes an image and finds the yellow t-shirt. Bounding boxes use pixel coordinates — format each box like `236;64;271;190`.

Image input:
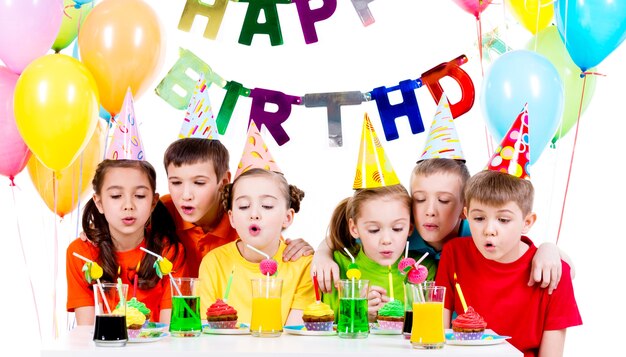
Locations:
198;239;315;324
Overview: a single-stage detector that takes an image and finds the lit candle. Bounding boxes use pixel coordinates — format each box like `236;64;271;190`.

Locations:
454;273;468;313
133;261;140;298
388;265;394;301
313;272;321;302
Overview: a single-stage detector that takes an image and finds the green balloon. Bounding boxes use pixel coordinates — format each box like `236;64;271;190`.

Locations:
525;26;597;145
52;0;92;53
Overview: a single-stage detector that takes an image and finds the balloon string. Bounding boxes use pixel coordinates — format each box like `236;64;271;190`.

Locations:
63;5;74;19
75;154;84;239
476;15;484;78
555;75;588;244
53;173;59;338
10;184;43;341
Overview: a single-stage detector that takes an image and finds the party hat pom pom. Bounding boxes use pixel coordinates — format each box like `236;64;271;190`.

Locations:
260;259;278;276
407;265;428;285
398;258;416;275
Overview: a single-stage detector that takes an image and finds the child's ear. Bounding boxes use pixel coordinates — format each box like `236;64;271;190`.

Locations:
463;206;468;218
282;208;295;229
521;212;537;234
348;218;359;239
221;170;232;186
227;209;235;228
93;193;104;214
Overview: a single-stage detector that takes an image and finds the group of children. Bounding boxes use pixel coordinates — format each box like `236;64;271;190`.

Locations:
65;94;581;357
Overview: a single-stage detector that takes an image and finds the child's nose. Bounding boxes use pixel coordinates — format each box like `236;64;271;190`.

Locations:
484;221;497;236
182;184;193;200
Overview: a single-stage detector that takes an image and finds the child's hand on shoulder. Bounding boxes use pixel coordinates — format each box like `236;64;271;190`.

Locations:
282;238;314;262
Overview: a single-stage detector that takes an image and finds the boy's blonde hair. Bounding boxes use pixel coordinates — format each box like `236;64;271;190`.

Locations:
328;185;412;258
464;170;534;215
163;138;230;180
411;158;470;200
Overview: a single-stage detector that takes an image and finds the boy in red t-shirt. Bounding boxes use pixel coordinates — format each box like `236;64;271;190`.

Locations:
436;170;582;357
162;138;313;277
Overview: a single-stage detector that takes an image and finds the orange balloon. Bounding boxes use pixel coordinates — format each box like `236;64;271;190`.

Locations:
78;0;165;115
27;122;104;218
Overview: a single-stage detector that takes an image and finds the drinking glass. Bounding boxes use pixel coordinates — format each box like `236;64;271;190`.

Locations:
409;285;446;349
93;283;128;347
250;278;283;337
169;277;202;337
337;279;369;339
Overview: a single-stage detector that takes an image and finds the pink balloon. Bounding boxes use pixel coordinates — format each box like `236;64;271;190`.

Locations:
0;0;63;74
451;0;493;19
0;67;31;181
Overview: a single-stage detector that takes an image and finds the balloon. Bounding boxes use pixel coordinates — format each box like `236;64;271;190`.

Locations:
73;0;95;7
27;123;104;218
525;26;597;144
0;67;31;180
481;50;564;164
0;0;63;74
451;0;493;19
555;0;626;72
14;54;99;172
52;0;93;53
506;0;553;34
78;0;165;115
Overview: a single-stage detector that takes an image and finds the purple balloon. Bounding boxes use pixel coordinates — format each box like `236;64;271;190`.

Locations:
0;67;31;181
0;0;64;74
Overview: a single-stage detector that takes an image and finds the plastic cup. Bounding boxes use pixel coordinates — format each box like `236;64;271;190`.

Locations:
409;285;446;349
169;277;202;337
250;278;283;337
337;279;369;339
93;283;128;347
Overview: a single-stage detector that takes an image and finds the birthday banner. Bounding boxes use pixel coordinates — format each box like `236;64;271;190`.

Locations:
179;0;385;45
155;48;475;147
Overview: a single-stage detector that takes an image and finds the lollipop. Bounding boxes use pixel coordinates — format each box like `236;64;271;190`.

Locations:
398;257;416;275
407;265;428;285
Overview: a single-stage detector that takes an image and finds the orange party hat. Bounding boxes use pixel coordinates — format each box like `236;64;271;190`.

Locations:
486;104;530;179
179;73;219;139
419;93;465;162
353;113;400;189
106;88;145;160
234;121;281;179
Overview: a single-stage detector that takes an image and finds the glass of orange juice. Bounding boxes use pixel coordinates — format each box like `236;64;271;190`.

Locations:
409;285;445;349
250;278;283;337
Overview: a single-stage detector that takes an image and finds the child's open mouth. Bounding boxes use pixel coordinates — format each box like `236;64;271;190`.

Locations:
181;205;194;214
249;225;261;236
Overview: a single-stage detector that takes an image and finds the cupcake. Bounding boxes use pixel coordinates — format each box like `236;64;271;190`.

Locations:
302;301;334;331
377;299;404;330
127;297;151;322
451;306;487;340
114;306;146;338
206;299;238;329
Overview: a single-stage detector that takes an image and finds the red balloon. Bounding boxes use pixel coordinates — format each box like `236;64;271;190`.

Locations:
451;0;493;19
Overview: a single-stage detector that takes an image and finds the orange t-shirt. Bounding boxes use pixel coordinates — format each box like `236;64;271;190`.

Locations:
161;194;238;277
66;238;186;322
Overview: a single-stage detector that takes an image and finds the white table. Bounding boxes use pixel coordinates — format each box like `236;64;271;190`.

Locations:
41;326;522;357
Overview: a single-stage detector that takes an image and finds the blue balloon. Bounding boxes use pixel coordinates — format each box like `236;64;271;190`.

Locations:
99;106;112;123
555;0;626;72
481;50;564;164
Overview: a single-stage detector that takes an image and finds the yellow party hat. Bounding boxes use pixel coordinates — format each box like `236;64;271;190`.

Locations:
353;113;400;189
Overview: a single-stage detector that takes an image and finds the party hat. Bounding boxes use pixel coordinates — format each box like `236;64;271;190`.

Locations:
106;88;145;160
353;113;400;189
178;73;219;139
234;120;281;179
486;104;530;179
418;93;465;162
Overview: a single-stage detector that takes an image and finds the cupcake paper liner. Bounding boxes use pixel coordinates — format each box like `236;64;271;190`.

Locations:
303;321;334;331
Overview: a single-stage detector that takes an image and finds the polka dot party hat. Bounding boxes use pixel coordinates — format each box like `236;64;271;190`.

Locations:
353;113;400;189
418;93;465;162
106;88;145;161
486;104;530;179
178;73;219;139
234;120;281;179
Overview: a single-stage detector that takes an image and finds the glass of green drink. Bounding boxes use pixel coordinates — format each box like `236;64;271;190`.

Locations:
337;279;369;339
169;277;202;337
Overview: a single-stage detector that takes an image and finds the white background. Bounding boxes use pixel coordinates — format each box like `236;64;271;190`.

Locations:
0;1;623;355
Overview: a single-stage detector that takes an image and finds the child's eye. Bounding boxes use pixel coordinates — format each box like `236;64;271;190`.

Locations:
439;199;450;204
262;205;274;210
472;216;484;222
110;195;121;199
413;198;425;203
392;227;405;232
367;229;380;234
169;181;181;186
238;205;250;210
498;218;511;223
194;181;206;185
135;195;146;199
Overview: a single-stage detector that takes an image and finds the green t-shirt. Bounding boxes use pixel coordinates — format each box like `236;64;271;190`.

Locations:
321;249;437;321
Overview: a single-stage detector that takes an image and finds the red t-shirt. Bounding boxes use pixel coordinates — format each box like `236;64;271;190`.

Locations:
161;194;238;277
66;238;186;322
435;236;582;357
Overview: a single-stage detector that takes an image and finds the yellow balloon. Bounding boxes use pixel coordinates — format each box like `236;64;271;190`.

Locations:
506;0;554;34
14;54;99;171
51;0;93;52
27;122;104;218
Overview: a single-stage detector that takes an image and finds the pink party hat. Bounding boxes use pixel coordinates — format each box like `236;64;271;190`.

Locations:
178;73;219;139
418;93;465;162
353;113;400;189
106;88;145;160
486;104;530;179
234;121;281;179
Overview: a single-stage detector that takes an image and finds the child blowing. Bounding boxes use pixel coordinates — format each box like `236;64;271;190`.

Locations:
198;122;315;326
435;110;581;357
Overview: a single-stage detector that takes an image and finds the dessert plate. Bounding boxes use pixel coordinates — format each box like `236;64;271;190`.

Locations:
445;329;511;346
369;323;402;335
141;322;168;332
284;325;337;336
202;324;250;335
129;331;169;343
